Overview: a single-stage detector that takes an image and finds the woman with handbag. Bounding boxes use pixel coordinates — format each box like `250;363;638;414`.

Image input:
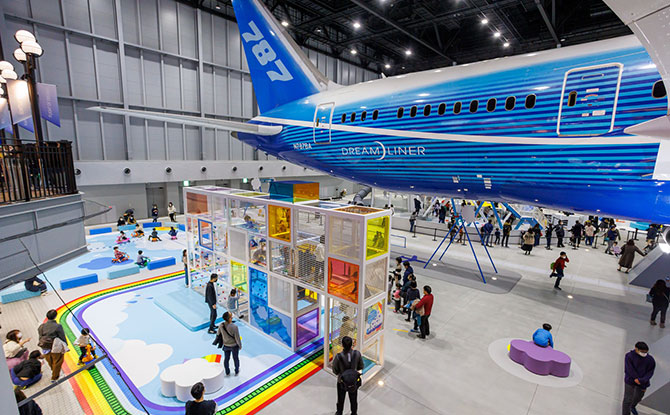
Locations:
649;279;670;328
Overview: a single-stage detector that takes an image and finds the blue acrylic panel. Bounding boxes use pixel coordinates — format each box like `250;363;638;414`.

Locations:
249;268;292;347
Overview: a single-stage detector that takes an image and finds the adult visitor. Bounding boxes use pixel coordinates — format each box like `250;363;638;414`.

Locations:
532;323;554;347
618;240;645;273
15;388;43;415
545;223;553;250
24;276;47;295
185;382;216;415
645;224;658;253
550;251;569;291
217;311;242;376
622;341;655;415
605;226;620;254
481;220;493;247
333;336;363;415
37;309;67;382
412;285;434;339
402;261;414;285
409;211;417;233
555;223;565;248
521;229;534;255
570;220;583;249
151;204;159;222
205;274;218;334
502;221;511;247
4;330;31;369
584;222;596;246
648;279;670;328
11;350;43;388
182;249;188;287
404;281;421;322
532;223;541;246
167;202;177;222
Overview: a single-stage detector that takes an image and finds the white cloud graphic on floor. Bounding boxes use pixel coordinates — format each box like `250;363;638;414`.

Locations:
115;339;173;387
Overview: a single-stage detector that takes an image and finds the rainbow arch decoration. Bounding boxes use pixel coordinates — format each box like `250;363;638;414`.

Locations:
55;271;324;415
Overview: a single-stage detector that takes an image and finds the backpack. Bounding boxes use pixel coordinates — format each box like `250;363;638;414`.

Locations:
338;351;362;392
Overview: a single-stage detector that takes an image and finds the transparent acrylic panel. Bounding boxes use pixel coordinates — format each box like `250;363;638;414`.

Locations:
366;216;390;260
296;307;319;348
362;335;383;371
230;199;266;234
364;257;387;300
229;229;246;261
213;224;227;253
328;257;360;304
198;219;214;251
231;261;248;293
269;274;291;314
268;204;291;242
214;255;229;285
249;268;292;347
297;285;318;312
328;299;358;366
212;195;227;225
364;299;384;342
297;208;325;245
249;234;267;268
270;241;293;278
329;216;361;261
295;241;325;289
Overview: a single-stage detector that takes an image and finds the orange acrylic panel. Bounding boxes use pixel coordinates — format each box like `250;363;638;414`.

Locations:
328;257;360;304
293;182;319;202
186;192;209;215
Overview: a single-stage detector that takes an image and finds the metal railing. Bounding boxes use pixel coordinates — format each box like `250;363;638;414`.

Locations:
0;140;77;205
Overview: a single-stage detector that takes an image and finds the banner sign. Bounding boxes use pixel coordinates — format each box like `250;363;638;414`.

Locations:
6;80;31;124
18;118;34;132
0;99;11;132
37;83;60;127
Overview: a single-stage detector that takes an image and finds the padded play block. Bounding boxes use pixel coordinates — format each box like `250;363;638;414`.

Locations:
118;224;136;231
154;289;223;331
108;265;140;280
178;224;185;231
60;273;98;290
147;257;176;270
143;222;162;228
90;227;112;235
0;284;41;304
509;339;571;377
163;222;180;228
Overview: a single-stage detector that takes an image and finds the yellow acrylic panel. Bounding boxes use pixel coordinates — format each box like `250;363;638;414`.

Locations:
365;216;390;259
268;205;291;242
231;261;248;293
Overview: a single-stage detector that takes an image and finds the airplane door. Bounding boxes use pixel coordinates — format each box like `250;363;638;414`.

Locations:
557;63;623;136
313;102;334;144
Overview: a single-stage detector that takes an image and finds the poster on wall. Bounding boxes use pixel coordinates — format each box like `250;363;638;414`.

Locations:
365;301;384;341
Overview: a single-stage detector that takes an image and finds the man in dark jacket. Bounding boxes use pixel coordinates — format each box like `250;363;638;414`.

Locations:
37;309;66;382
555;224;565;248
24;276;47;294
545;224;553;250
481;221;493;247
622;341;655;415
13;350;43;387
502;221;512;247
333;336;363;415
205;274;218;334
571;221;583;249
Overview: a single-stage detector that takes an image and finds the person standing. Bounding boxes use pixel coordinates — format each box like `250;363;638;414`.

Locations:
532;223;542;246
205;274;218;334
182;249;188;287
333;336;363;415
584;222;596;246
648;279;670;328
545;223;553;250
218;312;242;375
409;211;417;233
622;342;655;415
185;382;216;415
404;281;420;322
571;221;583;249
412;285;434;339
502;221;512;247
618;240;645;273
151;204;159;222
555;224;565;248
550;251;569;290
606;226;619;254
481;220;493;247
521;230;535;255
167;202;177;222
645;225;658;253
402;261;414;286
37;309;66;382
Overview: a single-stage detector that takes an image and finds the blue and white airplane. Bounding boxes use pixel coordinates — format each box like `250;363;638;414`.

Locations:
94;0;670;224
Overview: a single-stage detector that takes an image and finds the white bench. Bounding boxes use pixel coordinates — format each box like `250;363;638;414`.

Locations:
160;358;225;402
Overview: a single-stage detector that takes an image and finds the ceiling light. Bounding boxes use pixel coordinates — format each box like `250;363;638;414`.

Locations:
1;69;17;80
316;29;322;33
353;21;361;29
14;30;35;43
503;42;510;48
493;32;501;38
481;18;489;24
384;63;391;69
350;49;357;55
405;49;412;56
281;21;289;27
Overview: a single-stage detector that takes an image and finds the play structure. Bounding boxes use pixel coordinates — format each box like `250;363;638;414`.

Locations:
184;184;389;382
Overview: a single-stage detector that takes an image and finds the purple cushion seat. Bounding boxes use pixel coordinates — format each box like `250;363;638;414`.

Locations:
509;339;571;377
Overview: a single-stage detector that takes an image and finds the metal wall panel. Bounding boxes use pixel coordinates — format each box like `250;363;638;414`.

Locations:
103;113;126;160
90;0;117;38
167;123;184;160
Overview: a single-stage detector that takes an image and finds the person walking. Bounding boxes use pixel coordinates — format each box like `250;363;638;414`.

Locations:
333;336;363;415
622;341;655;415
571;221;583;249
217;312;242;376
550;251;569;290
584;222;596;246
205;274;218;334
412;285;434;339
409;211;417;233
618;240;645;273
606;226;619;254
521;230;534;255
182;249;188;287
167;202;177;222
151;204;159;222
645;225;658;253
37;309;66;382
481;220;493;247
555;224;565;248
502;221;511;247
545;223;553;250
185;382;216;415
648;279;670;328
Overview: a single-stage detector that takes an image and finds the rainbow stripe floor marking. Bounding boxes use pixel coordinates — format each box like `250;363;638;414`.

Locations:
55;271;324;415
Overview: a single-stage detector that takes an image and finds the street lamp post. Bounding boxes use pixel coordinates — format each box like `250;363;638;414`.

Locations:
14;30;44;143
0;62;21;142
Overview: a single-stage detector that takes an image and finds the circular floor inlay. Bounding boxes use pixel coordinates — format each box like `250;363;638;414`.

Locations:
488;338;583;387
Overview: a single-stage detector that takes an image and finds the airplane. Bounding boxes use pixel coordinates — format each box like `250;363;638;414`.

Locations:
93;0;670;227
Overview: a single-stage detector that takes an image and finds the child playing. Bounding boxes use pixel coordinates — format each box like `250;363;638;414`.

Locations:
494;228;501;245
227;288;244;319
168;226;178;240
132;224;144;238
113;246;129;262
148;229;161;242
393;282;402;313
116;231;130;244
75;328;97;365
135;250;150;267
532;323;554;348
612;241;622;257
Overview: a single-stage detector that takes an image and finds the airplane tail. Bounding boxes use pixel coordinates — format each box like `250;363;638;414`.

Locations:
231;0;331;113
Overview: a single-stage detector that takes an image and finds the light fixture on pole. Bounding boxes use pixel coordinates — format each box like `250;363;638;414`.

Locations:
14;30;35;43
0;61;14;71
20;40;43;57
0;69;17;80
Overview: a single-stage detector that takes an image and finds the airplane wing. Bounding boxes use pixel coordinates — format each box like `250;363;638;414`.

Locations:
88;107;282;136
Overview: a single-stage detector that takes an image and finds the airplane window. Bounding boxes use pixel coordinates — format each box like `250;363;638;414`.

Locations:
350;112;356;122
505;96;515;110
525;94;536;109
438;103;446;115
652;80;667;98
567;91;578;107
469;100;479;113
361;111;367;121
410;106;418;117
397;107;404;118
453;101;462;114
423;105;431;116
341;113;346;123
372;110;379;120
486;98;497;112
